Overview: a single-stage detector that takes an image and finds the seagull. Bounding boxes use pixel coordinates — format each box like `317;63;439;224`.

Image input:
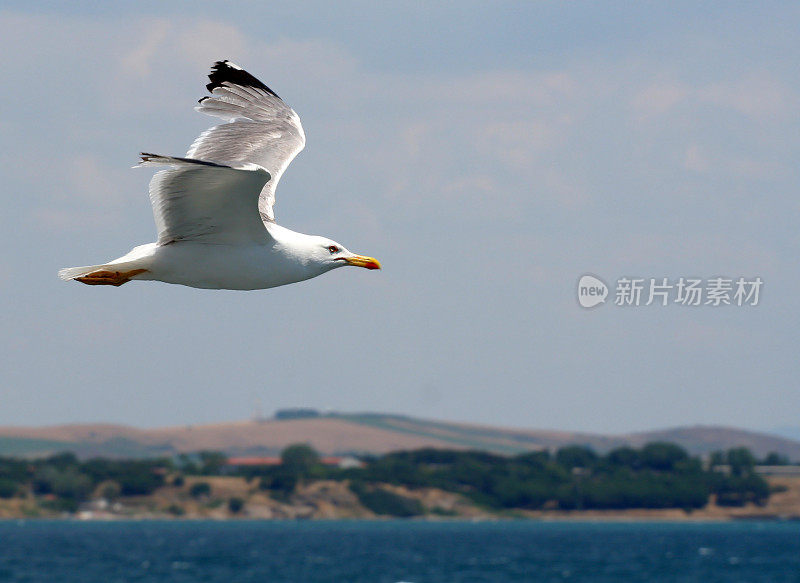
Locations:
59;60;380;290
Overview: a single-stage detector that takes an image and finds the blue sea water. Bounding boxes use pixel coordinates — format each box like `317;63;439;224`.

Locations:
0;520;798;582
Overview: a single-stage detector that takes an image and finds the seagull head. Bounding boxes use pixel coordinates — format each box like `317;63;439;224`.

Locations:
313;237;381;271
269;226;381;279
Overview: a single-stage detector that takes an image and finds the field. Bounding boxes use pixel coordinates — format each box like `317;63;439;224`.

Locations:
0;414;798;459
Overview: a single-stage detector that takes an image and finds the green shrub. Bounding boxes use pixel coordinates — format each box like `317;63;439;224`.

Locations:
0;478;18;498
33;467;92;502
281;444;322;477
555;446;598;469
639;443;689;471
40;497;80;513
99;481;121;501
167;504;185;516
0;457;30;483
350;483;423;517
715;474;770;507
259;471;298;500
189;482;211;498
228;497;245;513
81;459;166;496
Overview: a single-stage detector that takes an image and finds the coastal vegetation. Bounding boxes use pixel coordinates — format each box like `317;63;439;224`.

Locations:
340;443;771;514
0;442;783;518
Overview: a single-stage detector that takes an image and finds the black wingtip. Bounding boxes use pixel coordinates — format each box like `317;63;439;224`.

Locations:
205;59;280;98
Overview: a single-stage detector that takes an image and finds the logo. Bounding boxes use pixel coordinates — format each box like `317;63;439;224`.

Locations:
575;275;762;308
577;274;608;308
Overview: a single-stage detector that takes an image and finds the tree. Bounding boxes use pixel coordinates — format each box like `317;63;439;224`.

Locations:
81;458;165;496
259;472;298;500
349;482;423;517
199;451;227;475
281;444;321;476
44;452;79;470
189;482;212;498
726;447;756;477
640;442;689;471
762;452;789;466
708;450;726;469
715;474;770;507
605;447;641;469
32;466;59;495
98;480;121;501
515;450;552;468
555;446;598;469
0;457;30;483
228;497;245;513
177;454;199;475
34;466;92;503
0;478;18;498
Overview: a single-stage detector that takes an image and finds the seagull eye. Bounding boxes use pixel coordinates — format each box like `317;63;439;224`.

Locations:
327;245;339;254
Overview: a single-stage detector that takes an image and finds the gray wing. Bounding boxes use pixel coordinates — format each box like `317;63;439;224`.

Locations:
138;154;271;246
186;60;306;223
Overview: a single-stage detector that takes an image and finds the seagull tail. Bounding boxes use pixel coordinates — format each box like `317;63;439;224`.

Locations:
60;245;156;285
58;264;113;281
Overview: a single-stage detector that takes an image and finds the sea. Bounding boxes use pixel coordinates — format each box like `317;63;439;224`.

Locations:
0;520;798;582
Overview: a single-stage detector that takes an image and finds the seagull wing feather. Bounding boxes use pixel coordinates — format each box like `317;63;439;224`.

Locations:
139;154;271;245
187;60;306;224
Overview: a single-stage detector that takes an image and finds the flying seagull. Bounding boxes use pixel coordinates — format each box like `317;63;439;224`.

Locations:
59;60;380;290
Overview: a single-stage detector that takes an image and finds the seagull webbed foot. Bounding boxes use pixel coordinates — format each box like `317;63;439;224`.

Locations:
75;269;148;287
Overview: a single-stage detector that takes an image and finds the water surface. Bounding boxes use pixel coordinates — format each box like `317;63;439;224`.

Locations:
0;520;798;582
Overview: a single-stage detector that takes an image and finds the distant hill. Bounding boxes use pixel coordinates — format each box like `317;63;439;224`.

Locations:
623;426;800;459
771;426;800;442
0;413;799;460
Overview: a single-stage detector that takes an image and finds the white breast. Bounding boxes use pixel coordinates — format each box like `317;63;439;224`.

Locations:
147;241;318;290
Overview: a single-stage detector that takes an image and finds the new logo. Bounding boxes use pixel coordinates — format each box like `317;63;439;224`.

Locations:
577;274;608;308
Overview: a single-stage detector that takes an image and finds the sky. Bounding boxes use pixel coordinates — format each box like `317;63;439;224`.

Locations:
1;2;798;435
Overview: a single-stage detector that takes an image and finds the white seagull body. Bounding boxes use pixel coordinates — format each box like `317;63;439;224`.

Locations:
59;60;380;290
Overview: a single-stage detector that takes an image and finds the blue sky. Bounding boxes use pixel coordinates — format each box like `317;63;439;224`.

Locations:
1;2;798;435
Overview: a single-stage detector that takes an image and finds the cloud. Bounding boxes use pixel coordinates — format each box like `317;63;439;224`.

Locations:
174;20;250;66
697;75;793;119
67;154;122;204
632;81;690;118
120;18;171;78
683;144;710;173
632;74;796;121
29;153;134;232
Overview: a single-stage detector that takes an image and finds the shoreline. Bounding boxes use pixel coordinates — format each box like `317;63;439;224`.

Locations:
1;513;798;523
3;475;798;523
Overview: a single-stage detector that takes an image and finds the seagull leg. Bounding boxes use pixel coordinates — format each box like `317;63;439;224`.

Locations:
75;269;148;287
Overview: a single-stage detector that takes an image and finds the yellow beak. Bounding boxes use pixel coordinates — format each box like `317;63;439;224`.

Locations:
343;254;381;270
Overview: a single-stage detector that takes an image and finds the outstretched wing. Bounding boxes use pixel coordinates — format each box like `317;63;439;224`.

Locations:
187;60;306;223
139;154;271;245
